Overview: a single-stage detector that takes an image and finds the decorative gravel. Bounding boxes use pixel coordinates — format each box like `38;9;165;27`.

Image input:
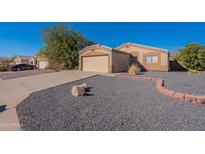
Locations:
16;74;205;131
142;72;205;95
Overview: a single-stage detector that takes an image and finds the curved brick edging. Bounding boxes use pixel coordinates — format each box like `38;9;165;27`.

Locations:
117;75;205;104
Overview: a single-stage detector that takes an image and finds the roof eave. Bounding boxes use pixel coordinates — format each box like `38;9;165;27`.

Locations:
116;42;168;53
79;44;112;55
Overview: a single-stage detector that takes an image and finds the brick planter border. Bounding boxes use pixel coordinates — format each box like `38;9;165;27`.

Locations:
117;75;205;104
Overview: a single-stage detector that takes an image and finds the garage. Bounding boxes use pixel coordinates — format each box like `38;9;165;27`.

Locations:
79;44;130;73
82;55;109;73
79;45;112;73
38;60;49;69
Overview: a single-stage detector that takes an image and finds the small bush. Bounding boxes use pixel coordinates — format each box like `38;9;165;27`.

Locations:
0;58;13;72
176;43;205;71
48;59;62;72
0;65;9;71
128;64;140;75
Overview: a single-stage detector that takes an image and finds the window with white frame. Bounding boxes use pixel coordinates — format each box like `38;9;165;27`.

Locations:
145;55;158;63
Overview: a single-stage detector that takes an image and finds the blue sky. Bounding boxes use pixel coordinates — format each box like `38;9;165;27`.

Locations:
0;22;205;57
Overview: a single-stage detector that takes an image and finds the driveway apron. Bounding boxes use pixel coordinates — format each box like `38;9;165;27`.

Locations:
0;70;98;131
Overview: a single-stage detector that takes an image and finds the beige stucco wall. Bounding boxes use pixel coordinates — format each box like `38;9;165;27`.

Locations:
21;59;29;64
111;50;130;73
160;53;168;66
13;57;22;64
80;48;111;57
29;58;37;66
118;45;169;71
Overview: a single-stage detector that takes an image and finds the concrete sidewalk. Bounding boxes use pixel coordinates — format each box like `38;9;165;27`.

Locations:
0;70;98;130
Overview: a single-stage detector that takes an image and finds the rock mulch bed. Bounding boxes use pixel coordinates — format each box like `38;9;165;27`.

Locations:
16;75;205;131
117;75;205;104
143;72;205;95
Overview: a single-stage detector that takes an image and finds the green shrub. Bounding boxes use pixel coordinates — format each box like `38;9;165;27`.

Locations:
0;65;9;71
176;43;205;71
0;58;13;72
128;64;140;75
48;59;62;72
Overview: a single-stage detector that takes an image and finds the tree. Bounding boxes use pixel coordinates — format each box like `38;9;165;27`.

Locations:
40;25;95;70
176;43;205;71
36;48;49;59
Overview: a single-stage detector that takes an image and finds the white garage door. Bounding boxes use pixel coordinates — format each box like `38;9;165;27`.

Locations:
38;60;48;69
82;55;109;73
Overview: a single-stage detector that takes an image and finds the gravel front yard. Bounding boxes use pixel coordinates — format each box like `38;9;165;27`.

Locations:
0;70;54;80
16;73;205;131
143;72;205;95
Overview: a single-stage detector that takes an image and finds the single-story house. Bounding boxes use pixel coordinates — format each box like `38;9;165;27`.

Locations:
13;56;37;66
79;43;169;73
13;55;48;69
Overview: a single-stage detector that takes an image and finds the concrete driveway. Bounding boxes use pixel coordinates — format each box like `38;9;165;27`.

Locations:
0;70;98;130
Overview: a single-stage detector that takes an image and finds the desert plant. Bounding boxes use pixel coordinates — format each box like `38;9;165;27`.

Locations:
0;65;9;71
48;59;62;72
128;64;140;75
0;58;13;72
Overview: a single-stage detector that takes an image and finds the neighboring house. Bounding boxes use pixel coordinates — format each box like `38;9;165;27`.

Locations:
13;55;37;66
36;52;49;69
13;55;49;69
0;58;6;65
79;43;170;73
37;58;49;69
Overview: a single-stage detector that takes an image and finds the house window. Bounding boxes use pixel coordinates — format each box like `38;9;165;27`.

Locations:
145;55;158;63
